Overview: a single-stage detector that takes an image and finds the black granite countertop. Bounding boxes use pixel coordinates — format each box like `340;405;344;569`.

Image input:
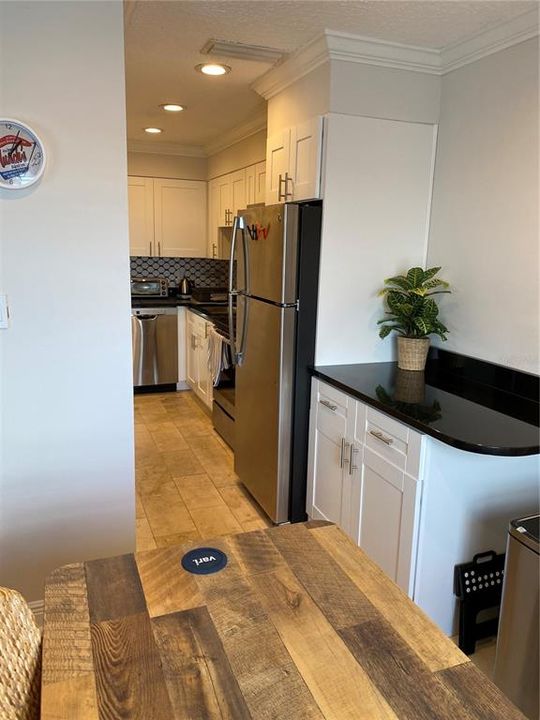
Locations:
312;351;539;456
131;297;232;338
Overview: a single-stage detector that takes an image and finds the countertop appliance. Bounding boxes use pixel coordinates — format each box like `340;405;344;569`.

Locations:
131;307;178;389
494;514;539;719
228;201;322;524
178;276;192;298
131;276;168;297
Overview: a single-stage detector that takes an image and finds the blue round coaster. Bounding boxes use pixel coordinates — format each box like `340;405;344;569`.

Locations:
181;547;228;575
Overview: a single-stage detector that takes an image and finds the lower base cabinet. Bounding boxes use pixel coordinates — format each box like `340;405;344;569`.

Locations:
185;310;213;409
306;378;422;596
307;377;539;637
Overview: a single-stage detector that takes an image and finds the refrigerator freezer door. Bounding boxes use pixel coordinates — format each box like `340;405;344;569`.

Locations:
241;203;299;304
234;297;296;523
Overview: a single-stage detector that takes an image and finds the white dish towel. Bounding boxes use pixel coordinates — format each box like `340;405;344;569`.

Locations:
207;327;231;387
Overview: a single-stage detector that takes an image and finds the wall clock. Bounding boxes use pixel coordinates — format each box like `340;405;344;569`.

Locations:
0;118;46;189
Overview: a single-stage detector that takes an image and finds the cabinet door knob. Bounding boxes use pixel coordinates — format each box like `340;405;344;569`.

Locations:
320;399;337;412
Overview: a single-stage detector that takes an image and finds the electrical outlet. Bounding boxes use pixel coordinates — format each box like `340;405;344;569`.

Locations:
0;294;10;329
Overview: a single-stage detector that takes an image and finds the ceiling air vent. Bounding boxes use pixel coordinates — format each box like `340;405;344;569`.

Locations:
200;39;283;64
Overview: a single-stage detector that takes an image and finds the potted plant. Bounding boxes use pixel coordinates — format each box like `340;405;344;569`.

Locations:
378;266;450;371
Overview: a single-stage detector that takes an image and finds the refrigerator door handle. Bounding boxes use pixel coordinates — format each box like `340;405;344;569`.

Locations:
236;295;249;366
228;215;240;362
241;217;250;297
228;215;239;294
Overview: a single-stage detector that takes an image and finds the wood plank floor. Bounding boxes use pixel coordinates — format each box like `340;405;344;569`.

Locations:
134;391;271;550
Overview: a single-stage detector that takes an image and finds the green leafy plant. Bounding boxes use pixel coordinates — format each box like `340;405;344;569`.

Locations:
378;266;450;340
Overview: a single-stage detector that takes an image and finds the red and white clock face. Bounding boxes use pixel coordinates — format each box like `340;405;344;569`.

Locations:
0;119;46;189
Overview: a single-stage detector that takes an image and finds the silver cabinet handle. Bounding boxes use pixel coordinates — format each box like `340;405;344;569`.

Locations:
283;171;293;199
349;444;359;474
278;173;285;201
369;429;394;445
320;399;337;412
339;437;350;469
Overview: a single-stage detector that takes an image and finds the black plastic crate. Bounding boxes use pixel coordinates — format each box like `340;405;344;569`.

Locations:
454;550;505;655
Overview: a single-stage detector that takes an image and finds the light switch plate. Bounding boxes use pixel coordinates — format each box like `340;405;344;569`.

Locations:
0;294;10;329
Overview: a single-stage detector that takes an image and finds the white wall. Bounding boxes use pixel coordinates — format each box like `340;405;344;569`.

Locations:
207;129;267;179
330;60;440;124
428;38;539;373
267;63;331;136
128;151;207;180
0;0;135;603
316;114;437;365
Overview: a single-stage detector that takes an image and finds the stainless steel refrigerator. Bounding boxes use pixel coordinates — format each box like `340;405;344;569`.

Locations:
228;202;322;524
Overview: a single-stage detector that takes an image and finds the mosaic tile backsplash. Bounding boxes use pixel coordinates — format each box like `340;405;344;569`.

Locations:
130;256;229;290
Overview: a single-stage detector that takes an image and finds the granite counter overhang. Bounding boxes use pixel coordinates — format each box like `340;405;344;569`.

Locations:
311;358;539;457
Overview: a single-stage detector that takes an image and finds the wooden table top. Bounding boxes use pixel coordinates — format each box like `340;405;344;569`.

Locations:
41;521;524;719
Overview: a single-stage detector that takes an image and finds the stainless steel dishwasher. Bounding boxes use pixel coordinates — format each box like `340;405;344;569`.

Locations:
131;307;178;388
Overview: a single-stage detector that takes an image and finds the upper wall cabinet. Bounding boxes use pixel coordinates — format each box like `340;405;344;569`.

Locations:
207;161;266;258
127;176;154;257
265;117;323;205
246;161;266;206
128;176;207;258
154;178;206;257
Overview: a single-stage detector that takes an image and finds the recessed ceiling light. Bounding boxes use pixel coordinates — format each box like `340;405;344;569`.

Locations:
160;104;185;112
144;127;162;134
195;63;231;76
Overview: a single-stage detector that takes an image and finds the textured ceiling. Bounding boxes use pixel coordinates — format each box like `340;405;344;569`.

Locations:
124;0;536;148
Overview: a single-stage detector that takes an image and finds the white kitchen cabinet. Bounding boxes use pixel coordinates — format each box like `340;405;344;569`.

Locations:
265;117;323;204
306;378;423;595
185;310;213;409
154;178;206;258
307;376;539;631
207;174;234;260
358;447;421;593
128;176;206;258
208;162;266;257
265;129;290;205
246;161;266;206
306;380;362;540
229;168;246;217
127;176;154;256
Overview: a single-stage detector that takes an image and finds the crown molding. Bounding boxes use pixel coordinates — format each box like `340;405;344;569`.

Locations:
440;8;539;73
326;30;441;73
204;112;267;157
127;140;207;157
253;13;539;99
252;33;330;100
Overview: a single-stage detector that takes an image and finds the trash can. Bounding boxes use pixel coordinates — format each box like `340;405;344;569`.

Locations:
494;514;539;720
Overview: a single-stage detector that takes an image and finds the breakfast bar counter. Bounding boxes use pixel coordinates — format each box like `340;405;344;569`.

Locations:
41;522;525;719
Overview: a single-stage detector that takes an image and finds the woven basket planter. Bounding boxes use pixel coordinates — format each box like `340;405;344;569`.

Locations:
394;368;426;403
397;336;430;371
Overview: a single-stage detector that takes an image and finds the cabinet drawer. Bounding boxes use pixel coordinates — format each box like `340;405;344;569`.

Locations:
315;381;348;445
364;406;423;477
